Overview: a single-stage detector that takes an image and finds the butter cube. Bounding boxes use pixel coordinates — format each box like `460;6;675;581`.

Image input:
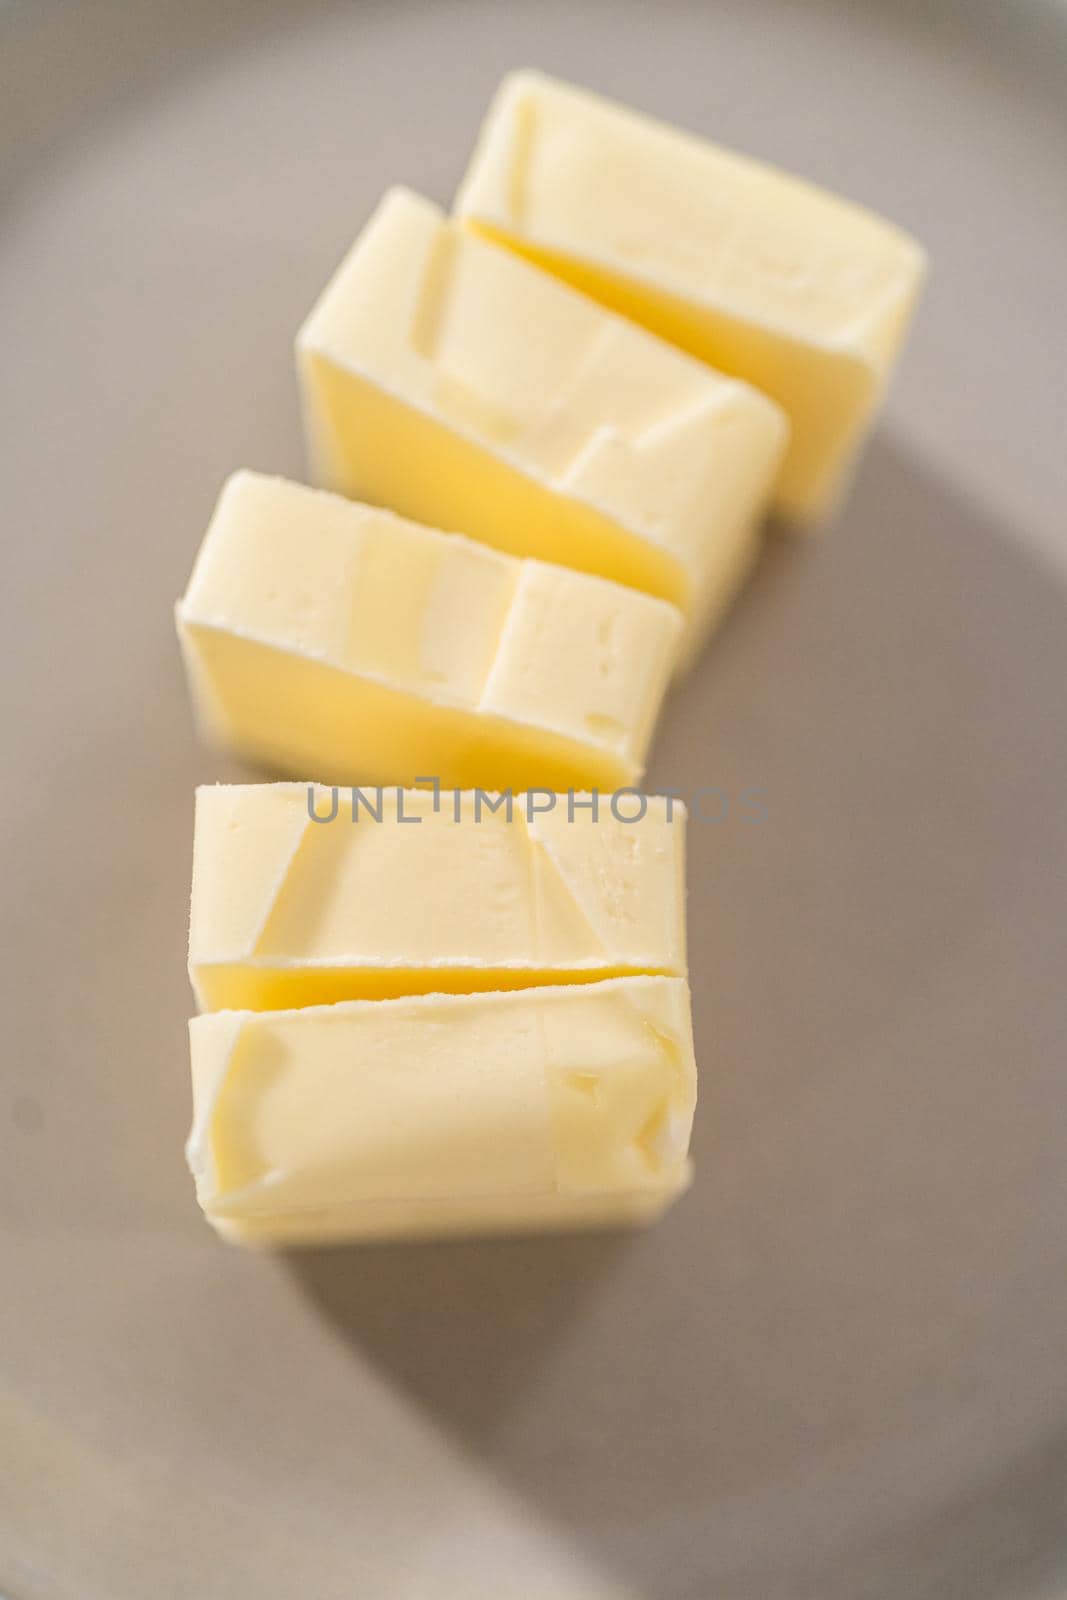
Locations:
296;187;787;663
176;472;680;790
455;72;927;523
187;976;696;1244
190;784;686;1012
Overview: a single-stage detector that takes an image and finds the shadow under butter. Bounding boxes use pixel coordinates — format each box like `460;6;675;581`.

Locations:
284;1224;633;1440
290;431;1067;1600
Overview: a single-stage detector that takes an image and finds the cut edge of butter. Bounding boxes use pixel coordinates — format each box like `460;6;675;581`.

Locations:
189;781;688;1012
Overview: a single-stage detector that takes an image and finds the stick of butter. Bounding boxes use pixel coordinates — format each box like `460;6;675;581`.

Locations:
189;784;686;1011
296;187;787;665
176;472;680;790
187;976;696;1244
454;71;927;524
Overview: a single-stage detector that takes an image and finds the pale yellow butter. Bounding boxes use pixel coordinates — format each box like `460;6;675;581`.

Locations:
296;187;787;663
176;472;680;790
455;71;927;523
190;784;686;1012
187;975;696;1244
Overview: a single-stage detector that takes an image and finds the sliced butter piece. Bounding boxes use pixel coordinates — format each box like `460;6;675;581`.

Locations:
455;71;927;523
190;784;687;1011
176;472;680;790
296;186;787;663
187;975;696;1244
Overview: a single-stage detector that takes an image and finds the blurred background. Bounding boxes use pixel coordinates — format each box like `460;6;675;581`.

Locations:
1;2;1065;1596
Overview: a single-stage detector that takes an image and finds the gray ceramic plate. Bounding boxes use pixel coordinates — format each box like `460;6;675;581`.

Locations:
2;2;1066;1596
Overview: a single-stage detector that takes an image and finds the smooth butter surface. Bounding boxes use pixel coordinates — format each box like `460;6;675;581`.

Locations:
297;186;786;662
188;976;696;1244
190;784;686;1011
176;472;680;790
455;71;927;522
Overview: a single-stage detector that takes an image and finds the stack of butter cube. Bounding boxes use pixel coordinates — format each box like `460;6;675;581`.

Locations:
177;72;925;1246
